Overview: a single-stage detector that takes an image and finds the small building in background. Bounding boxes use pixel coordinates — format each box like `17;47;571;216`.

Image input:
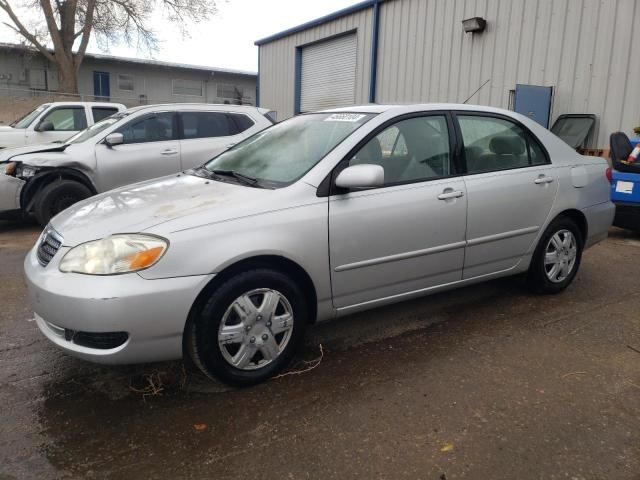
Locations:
0;42;257;123
255;0;640;149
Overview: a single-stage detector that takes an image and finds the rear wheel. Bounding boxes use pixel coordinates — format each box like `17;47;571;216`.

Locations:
187;269;308;386
33;179;92;226
527;216;583;294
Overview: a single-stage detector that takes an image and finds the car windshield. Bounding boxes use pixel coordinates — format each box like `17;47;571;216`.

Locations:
65;111;132;144
203;112;375;187
11;104;49;129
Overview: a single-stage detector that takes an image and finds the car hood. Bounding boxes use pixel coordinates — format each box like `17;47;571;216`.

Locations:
0;125;15;131
0;142;66;162
50;173;296;246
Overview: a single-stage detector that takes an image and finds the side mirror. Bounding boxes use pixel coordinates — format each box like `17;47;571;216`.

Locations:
35;121;54;132
335;164;384;190
104;132;124;147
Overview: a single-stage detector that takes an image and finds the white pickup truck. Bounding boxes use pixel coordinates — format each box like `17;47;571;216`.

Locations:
0;101;126;149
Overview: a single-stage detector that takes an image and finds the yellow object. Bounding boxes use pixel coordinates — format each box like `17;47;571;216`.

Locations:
440;442;454;452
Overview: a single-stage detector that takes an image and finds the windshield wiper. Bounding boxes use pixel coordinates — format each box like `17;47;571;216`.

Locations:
208;169;262;187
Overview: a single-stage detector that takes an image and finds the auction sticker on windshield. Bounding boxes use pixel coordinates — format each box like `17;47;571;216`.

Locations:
324;113;367;122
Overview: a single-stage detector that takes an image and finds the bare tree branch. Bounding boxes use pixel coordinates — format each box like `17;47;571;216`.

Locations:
73;0;96;70
0;0;55;62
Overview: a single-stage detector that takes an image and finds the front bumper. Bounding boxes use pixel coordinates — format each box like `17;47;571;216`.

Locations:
24;245;214;364
0;173;25;212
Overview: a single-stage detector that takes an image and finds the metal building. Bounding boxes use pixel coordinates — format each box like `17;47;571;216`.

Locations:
255;0;640;148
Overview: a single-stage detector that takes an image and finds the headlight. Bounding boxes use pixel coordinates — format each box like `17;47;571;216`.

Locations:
16;163;38;178
59;234;168;275
1;161;17;176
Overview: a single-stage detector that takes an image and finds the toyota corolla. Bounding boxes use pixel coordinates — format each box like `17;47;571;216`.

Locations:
24;104;614;386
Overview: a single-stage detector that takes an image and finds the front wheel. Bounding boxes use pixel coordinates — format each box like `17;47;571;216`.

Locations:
527;216;583;294
33;179;92;226
187;269;308;386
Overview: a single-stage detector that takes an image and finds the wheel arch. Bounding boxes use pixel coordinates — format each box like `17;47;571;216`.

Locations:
21;167;97;212
182;254;318;358
554;208;588;244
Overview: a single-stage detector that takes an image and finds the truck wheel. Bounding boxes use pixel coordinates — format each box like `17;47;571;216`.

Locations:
33;179;92;226
187;268;308;386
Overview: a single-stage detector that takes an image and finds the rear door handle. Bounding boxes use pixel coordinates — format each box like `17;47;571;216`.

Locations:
161;149;178;156
437;190;464;200
534;175;554;184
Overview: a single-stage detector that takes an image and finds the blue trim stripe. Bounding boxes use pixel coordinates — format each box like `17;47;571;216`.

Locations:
256;48;261;107
294;48;302;114
254;0;383;46
368;0;381;103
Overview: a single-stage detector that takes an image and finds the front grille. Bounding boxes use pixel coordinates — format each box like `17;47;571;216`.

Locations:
64;329;129;349
37;228;63;267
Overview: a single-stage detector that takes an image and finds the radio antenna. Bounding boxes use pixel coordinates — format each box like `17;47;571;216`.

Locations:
463;78;491;104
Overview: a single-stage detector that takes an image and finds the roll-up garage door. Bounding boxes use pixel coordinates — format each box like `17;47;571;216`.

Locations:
300;33;357;112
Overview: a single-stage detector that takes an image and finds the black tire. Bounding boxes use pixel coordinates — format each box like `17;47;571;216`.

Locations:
527;216;584;294
33;179;92;226
187;268;308;386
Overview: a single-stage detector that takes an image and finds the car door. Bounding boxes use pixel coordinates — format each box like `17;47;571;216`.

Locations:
94;111;181;192
178;111;250;169
329;113;467;309
454;112;558;279
26;105;88;144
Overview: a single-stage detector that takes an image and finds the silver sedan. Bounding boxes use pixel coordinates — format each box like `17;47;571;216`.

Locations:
24;104;614;385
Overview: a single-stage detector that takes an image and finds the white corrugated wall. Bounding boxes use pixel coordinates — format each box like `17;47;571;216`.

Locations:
258;0;640;148
376;0;640;147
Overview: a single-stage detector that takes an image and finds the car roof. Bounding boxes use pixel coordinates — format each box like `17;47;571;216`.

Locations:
322;103;522;116
124;103;265;114
48;101;125;107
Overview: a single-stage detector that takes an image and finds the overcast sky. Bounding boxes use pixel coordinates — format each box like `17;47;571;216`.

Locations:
0;0;361;72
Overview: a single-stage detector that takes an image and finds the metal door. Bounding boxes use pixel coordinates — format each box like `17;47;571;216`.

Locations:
513;84;553;128
299;33;357;113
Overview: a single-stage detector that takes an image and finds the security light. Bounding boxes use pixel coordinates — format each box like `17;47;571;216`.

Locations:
462;17;487;33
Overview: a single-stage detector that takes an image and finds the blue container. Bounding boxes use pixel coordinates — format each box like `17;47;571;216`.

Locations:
611;170;640;204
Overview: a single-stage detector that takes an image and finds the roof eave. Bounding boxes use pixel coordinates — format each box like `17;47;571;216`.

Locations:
254;0;382;46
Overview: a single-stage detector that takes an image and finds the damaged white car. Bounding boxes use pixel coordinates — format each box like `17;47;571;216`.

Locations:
0;103;274;225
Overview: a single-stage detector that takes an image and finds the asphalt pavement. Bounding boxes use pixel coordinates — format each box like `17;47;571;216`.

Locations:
1;219;639;479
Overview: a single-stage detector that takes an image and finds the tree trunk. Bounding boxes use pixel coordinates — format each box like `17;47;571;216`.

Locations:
55;55;79;95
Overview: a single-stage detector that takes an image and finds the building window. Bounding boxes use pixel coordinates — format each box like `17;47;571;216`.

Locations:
118;74;135;91
217;84;242;100
173;79;203;97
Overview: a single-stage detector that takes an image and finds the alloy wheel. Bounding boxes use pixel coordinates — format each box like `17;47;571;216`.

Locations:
217;288;294;370
544;229;577;283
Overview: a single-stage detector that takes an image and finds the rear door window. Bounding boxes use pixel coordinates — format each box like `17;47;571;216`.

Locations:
457;115;548;174
181;111;237;139
92;107;119;122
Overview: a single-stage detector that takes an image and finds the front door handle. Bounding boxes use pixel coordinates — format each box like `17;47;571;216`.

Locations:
534;175;554;184
437;190;464;200
161;149;178;156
